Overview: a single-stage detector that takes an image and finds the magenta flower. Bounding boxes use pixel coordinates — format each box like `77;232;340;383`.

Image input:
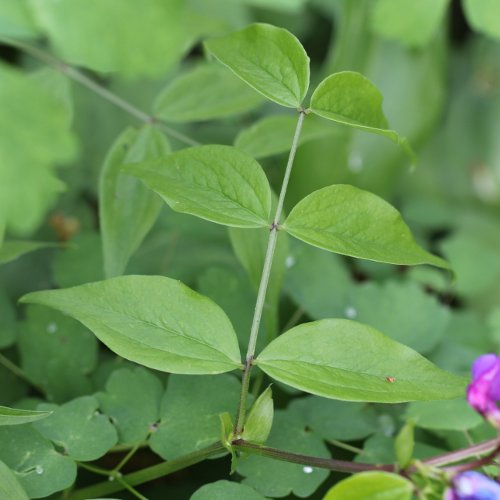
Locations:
467;354;500;428
444;471;500;499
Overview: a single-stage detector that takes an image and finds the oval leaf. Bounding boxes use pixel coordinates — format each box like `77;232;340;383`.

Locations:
283;185;449;268
309;71;414;161
0;460;29;500
100;126;171;278
123;145;272;228
154;63;264;122
204;23;310;108
324;471;413;500
255;319;466;402
21;276;242;375
0;406;52;426
463;0;500;40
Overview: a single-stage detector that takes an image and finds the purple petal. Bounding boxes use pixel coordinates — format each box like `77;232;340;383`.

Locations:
472;355;499;380
452;471;500;500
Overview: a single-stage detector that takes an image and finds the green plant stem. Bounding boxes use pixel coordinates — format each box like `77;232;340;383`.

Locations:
69;442;226;500
282;306;305;333
328;438;365;455
232;439;393;473
113;440;143;473
0;36;199;147
0;351;43;393
234;110;306;436
423;438;500;468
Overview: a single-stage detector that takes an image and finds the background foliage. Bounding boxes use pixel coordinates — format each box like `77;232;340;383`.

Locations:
1;0;499;498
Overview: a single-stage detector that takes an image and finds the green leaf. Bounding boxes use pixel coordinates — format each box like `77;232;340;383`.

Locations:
124;145;271;228
395;421;415;469
191;480;266;500
345;281;450;354
0;425;76;498
234;114;336;159
309;72;414;160
198;266;260;353
33;396;117;461
0;460;29;500
21;276;242;375
0;0;38;38
283;185;449;268
463;0;500;40
30;0;190;77
237;410;330;498
242;386;273;444
0;241;59;265
154;63;264;122
18;306;98;403
0;63;75;234
324;471;413;500
100;126;171;278
284;240;353;319
149;374;241;459
255;319;467;402
204;23;310;108
0;406;52;426
371;0;450;48
288;396;379;441
52;232;104;288
97;367;163;445
404;399;483;431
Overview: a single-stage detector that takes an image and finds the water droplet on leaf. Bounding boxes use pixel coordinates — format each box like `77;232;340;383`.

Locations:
46;322;58;334
345;306;357;319
303;466;313;474
35;465;44;475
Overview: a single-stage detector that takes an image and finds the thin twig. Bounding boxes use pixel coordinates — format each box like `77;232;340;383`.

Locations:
0;36;199;147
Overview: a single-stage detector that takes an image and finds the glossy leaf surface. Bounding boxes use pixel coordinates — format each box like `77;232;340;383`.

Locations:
283;185;449;268
21;276;242;375
124;145;271;228
256;319;466;402
205;23;309;107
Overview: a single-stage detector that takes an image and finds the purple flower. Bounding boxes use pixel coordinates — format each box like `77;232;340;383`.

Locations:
444;471;500;499
467;354;500;428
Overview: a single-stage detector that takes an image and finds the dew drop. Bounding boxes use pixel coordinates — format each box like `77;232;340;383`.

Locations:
348;151;364;172
303;466;314;474
285;255;296;268
46;322;58;334
35;465;44;475
345;306;357;319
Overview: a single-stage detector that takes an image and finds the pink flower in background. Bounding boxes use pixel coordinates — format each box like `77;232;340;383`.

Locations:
444;471;500;500
467;354;500;428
